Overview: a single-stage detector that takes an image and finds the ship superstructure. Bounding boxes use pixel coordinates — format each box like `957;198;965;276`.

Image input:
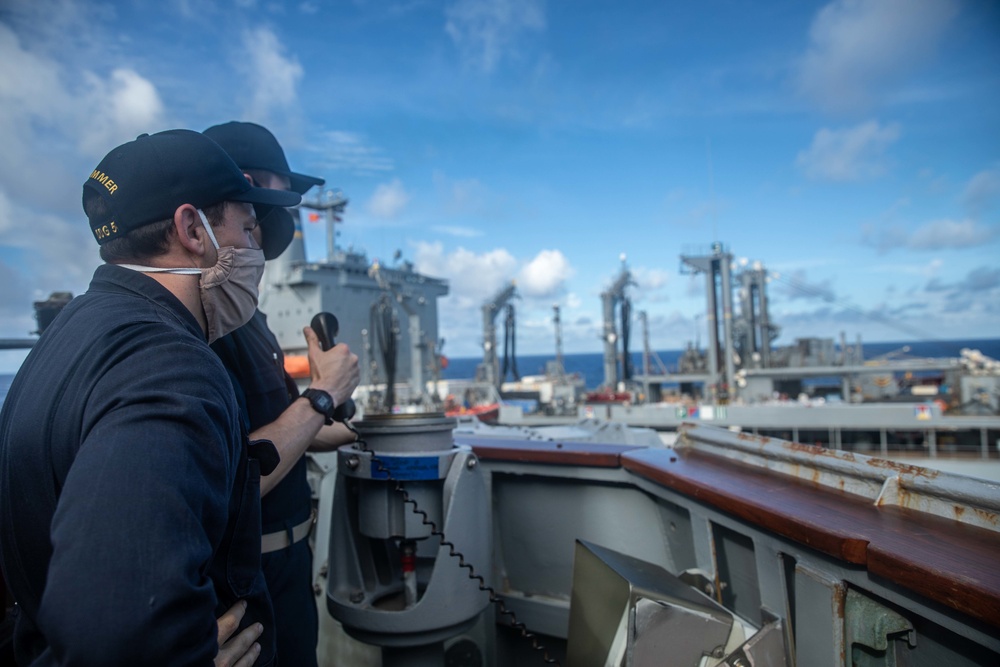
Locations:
261;193;448;408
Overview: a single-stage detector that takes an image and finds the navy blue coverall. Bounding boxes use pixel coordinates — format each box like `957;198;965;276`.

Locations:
212;309;319;667
0;265;275;667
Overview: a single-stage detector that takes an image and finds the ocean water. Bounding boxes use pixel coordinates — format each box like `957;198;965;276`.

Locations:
2;338;999;409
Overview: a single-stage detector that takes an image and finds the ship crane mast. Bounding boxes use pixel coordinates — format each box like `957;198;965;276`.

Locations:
552;304;565;380
477;282;518;388
681;242;737;404
601;255;636;390
368;261;434;408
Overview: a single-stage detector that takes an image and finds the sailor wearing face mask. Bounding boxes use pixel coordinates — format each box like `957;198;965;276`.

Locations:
117;207;267;344
0;129;299;667
204;120;360;667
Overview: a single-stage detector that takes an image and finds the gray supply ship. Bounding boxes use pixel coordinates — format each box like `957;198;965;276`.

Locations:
260;200;999;463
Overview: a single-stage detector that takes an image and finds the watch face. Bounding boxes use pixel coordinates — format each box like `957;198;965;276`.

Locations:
306;389;333;416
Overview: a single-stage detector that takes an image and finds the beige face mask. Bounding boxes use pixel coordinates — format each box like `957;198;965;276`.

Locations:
118;209;265;343
196;210;265;343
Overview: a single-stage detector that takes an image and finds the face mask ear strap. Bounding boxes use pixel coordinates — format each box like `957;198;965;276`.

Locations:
197;209;221;250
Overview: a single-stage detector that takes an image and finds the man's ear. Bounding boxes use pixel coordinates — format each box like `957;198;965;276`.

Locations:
173;204;208;256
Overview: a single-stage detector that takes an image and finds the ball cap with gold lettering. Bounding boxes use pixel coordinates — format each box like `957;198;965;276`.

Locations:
83;129;301;246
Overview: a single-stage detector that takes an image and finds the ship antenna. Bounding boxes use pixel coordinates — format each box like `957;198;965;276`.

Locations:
707;136;718;243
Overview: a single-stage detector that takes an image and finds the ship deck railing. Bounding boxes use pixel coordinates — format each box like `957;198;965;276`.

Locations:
447;422;1000;664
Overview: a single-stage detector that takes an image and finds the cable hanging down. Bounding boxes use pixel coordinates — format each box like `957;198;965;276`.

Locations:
370;294;398;410
501;303;520;384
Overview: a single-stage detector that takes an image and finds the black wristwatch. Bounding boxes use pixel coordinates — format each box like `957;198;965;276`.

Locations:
301;388;336;425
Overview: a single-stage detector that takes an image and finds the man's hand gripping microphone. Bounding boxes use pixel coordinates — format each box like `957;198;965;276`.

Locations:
310;312;356;422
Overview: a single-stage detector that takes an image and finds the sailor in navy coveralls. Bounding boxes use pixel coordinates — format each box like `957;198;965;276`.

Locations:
0;130;302;666
205;121;360;667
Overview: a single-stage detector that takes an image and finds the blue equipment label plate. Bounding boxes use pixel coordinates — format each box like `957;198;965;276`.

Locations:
370;456;440;481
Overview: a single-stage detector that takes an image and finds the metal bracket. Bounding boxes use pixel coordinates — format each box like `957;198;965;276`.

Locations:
845;588;916;666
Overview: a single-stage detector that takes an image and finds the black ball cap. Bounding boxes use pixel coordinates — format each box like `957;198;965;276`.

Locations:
203;121;325;195
83;129;301;246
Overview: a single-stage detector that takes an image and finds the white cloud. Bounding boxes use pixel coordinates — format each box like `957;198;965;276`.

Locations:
962;167;1000;217
0;23;66;126
0;22;161;335
410;240;523;356
517;249;574;298
313;131;394;174
431;225;483;238
240;27;303;123
631;266;672;303
434;172;492;216
796;0;958;112
77;69;165;157
412;240;517;307
0;24;165;194
797;120;901;181
926;265;1000;295
958;267;1000;292
0;196;98;339
367;179;411;219
0;190;12;236
863;219;997;253
444;0;546;73
632;267;670;291
908;219;998;250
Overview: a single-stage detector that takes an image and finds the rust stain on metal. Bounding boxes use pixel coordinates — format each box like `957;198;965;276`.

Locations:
787;439;859;465
835;583;847;666
972;507;999;527
895;486;916;510
788;440;827;455
864;457;940;479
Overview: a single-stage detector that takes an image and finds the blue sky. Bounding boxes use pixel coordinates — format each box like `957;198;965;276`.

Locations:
1;0;998;372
